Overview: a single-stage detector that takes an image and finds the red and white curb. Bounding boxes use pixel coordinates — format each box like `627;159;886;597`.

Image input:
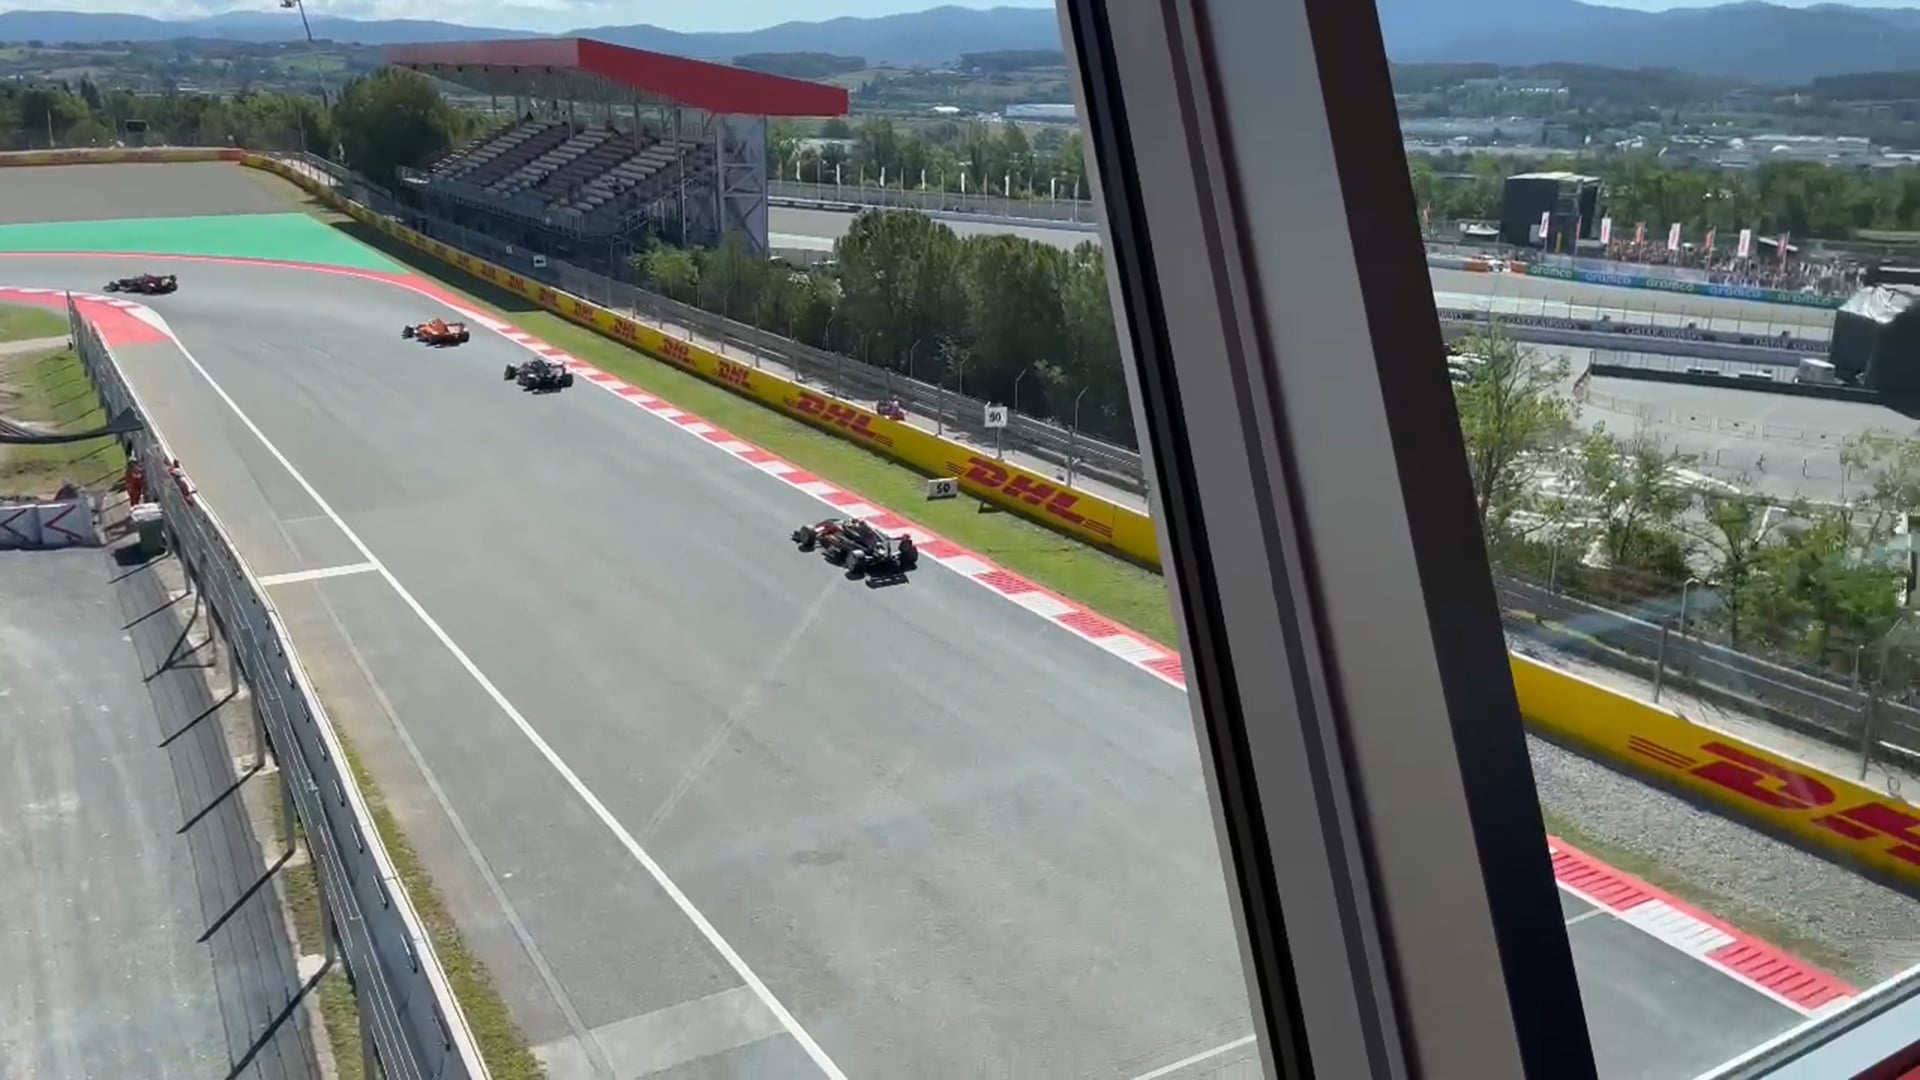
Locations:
1551;837;1856;1016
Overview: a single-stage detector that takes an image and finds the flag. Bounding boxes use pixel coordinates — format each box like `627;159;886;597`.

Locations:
1704;227;1716;253
1778;232;1790;265
1737;228;1753;259
1599;216;1612;245
1666;222;1681;251
1539;210;1551;242
1634;222;1646;245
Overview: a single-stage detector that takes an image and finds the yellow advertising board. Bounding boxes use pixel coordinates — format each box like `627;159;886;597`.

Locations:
239;156;1165;564
1511;654;1920;886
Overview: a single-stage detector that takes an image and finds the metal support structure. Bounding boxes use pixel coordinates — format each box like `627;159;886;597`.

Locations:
716;114;772;255
1059;0;1594;1076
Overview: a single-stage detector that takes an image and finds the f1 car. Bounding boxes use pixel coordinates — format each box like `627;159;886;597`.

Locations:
103;274;177;295
403;318;471;346
505;356;574;392
791;516;918;578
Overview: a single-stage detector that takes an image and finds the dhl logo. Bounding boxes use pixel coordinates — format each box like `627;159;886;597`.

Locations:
479;265;498;282
569;298;595;322
505;275;526;294
717;359;753;390
1634;737;1920;867
611;317;640;344
955;456;1109;536
659;338;694;367
792;391;892;446
538;288;558;308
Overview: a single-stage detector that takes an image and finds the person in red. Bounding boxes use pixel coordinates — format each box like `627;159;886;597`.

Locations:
125;460;145;505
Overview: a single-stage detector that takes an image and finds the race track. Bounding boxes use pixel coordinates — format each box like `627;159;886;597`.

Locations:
767;206;1838;335
0;162;1835;1079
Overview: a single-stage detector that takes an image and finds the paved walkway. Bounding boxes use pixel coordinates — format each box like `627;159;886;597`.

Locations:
0;545;318;1080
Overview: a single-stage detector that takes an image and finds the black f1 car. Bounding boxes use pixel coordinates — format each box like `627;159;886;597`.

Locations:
792;517;918;578
103;274;177;295
505;356;575;392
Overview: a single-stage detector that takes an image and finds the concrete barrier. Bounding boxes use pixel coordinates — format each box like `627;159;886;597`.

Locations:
0;499;98;548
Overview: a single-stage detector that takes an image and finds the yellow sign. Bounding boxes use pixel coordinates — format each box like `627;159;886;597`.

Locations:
0;148;240;167
1511;655;1920;886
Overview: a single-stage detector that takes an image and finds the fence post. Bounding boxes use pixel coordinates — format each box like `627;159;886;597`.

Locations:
1652;619;1672;703
1858;688;1879;780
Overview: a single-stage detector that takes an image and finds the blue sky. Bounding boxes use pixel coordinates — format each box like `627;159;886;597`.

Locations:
2;0;1915;32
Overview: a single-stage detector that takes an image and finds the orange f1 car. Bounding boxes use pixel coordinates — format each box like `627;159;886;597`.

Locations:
402;318;471;346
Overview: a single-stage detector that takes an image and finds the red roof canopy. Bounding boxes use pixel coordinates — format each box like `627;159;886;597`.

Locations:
384;38;850;118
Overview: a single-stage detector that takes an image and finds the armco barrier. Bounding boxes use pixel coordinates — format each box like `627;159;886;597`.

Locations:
241;154;1169;567
66;294;487;1080
1511;654;1920;888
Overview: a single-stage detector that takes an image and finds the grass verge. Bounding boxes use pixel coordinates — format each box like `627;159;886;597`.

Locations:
0;343;126;498
272;731;545;1080
0;299;68;343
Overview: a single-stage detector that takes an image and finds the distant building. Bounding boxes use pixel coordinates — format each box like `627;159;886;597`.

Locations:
1001;103;1079;123
1399;116;1545;145
1499;171;1601;250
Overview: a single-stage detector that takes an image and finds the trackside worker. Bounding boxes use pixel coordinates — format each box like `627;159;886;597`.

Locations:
125;460;145;505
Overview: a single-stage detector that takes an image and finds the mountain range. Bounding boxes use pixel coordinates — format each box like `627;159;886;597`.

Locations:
2;2;1920;82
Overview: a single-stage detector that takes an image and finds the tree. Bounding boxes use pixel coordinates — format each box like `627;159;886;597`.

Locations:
330;68;462;181
1449;325;1574;537
1570;427;1695;575
1689;492;1776;647
636;247;699;304
695;231;767;320
833;210;967;371
960;233;1067;409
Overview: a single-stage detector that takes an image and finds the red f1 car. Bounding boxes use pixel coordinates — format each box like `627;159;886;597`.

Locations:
792;517;918;578
402;318;471;346
104;274;177;295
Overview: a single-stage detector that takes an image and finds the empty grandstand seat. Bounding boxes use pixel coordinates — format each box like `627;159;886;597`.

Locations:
428;119;517;174
494;127;614;195
459;122;570;189
533;128;640;206
442;119;549;181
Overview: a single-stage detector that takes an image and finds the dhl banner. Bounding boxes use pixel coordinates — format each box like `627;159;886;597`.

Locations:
0;148;244;166
1511;654;1920;887
240;155;1165;564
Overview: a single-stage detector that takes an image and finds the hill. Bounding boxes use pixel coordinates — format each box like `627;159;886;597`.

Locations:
0;2;1918;82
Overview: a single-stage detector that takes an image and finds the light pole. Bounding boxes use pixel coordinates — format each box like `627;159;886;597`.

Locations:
1012;364;1031;416
1067;386;1089;488
279;0;330;110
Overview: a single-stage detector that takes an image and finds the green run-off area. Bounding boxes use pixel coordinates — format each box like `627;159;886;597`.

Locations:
0;212;401;272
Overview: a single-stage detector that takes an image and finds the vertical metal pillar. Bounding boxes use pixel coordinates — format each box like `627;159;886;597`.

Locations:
1057;0;1596;1075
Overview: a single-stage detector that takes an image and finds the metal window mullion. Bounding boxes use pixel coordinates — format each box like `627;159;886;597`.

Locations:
1058;1;1596;1077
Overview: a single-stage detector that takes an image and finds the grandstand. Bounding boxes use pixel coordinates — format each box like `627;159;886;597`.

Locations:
384;38;850;258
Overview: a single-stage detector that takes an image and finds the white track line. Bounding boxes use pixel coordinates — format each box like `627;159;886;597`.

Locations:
1131;1035;1259;1080
258;561;379;587
155;320;849;1080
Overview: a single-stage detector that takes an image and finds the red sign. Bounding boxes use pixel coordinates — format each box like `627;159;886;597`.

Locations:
659;338;694;367
956;455;1108;536
1659;739;1920;867
792;391;892;446
717;359;753;390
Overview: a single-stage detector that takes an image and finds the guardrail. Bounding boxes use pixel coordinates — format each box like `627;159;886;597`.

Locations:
66;293;488;1080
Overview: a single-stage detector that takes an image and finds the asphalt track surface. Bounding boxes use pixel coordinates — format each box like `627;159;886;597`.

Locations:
766;206;1837;335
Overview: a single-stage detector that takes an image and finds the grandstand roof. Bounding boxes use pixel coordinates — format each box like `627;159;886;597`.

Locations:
384;38;850;118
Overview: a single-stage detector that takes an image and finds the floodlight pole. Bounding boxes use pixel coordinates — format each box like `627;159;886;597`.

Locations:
280;0;330;110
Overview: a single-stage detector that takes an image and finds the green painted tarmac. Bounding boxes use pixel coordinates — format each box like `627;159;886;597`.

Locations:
0;212;401;271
